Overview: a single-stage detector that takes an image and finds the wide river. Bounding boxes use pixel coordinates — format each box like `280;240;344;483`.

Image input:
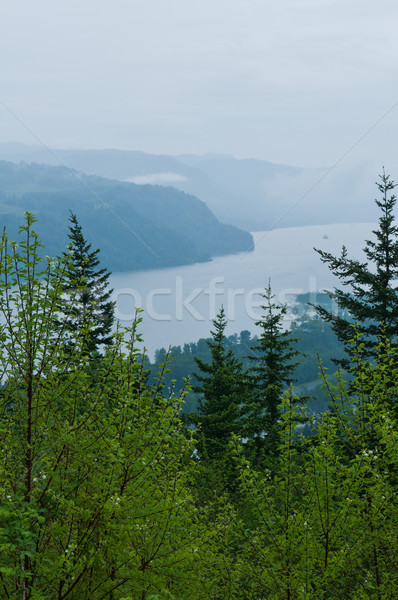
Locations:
109;223;375;359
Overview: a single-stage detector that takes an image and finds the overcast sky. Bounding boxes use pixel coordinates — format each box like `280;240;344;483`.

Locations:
1;0;398;167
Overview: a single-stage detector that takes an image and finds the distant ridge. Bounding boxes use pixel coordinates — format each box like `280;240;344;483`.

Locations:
0;143;380;230
0;160;253;273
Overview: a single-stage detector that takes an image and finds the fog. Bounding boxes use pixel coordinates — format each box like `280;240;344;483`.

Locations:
1;0;398;169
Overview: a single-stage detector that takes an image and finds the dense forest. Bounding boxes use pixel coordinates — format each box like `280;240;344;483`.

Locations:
0;160;253;272
1;171;398;599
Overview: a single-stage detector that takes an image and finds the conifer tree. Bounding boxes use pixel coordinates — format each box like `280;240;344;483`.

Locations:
313;170;398;365
246;282;300;459
61;211;115;355
192;306;247;462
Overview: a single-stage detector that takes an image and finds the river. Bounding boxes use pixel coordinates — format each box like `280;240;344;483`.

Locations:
109;222;376;358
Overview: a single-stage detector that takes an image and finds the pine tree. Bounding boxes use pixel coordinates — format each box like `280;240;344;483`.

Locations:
313;170;398;365
246;282;300;459
192;306;247;462
61;212;115;355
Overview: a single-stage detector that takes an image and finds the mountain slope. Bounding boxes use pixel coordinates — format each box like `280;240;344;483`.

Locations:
0;144;380;230
0;161;253;272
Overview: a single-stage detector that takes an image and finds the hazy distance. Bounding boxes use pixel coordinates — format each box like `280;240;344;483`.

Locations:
1;0;398;172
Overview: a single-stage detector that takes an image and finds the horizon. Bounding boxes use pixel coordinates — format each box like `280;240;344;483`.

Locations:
0;140;303;167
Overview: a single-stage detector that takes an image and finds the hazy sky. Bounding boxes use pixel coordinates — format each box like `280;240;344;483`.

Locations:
1;0;398;167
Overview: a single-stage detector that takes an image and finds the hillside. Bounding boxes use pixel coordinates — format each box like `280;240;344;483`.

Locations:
0;160;253;272
0;143;379;231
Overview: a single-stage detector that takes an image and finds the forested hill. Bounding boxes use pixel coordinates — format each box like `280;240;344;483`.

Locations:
0;143;380;231
0;160;253;272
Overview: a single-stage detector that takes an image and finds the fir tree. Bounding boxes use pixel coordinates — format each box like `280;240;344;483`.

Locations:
61;212;115;355
313;170;398;365
192;306;247;462
246;282;300;459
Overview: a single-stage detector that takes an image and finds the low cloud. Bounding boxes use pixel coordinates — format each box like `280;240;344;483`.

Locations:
125;172;188;185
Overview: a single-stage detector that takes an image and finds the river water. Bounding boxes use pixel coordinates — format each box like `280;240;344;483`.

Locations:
109;222;376;358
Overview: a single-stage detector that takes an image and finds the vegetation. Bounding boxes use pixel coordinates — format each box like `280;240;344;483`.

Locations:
313;169;398;365
233;345;398;599
186;307;250;498
149;294;346;416
245;283;301;461
0;214;214;599
0;160;253;272
2;169;398;598
189;307;248;463
59;211;115;355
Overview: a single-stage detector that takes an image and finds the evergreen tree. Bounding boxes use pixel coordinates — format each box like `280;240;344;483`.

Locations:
61;211;115;354
313;170;398;365
192;306;248;462
246;282;300;459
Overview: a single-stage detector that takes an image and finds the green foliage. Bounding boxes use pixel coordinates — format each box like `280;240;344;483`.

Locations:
0;214;220;599
4;209;398;599
291;293;346;383
313;170;398;365
149;297;346;419
245;283;302;460
191;307;247;458
59;211;115;355
230;337;398;599
150;330;255;414
153;312;340;399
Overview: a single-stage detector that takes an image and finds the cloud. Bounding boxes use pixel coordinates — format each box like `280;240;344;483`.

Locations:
125;172;188;185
